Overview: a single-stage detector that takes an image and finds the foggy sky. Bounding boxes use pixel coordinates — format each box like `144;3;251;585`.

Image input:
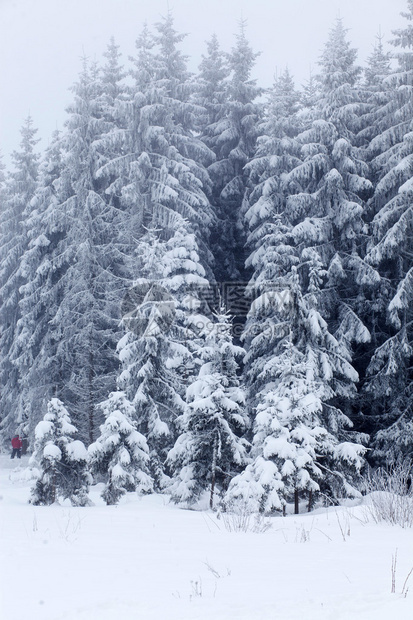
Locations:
0;0;407;166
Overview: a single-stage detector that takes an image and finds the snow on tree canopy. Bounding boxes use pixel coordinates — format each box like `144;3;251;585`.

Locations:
88;391;153;505
362;1;413;461
43;443;62;461
30;398;91;506
4;6;413;510
167;309;249;508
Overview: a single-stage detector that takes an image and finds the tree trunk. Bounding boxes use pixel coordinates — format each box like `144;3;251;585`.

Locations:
21;437;28;455
307;489;313;513
294;489;299;515
210;435;218;509
51;464;57;504
88;343;94;445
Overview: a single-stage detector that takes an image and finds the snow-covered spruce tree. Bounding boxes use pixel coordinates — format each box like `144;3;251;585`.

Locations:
194;34;230;155
56;59;129;443
362;2;413;461
348;33;393;438
93;25;157;244
8;131;66;440
242;67;303;239
242;66;303;317
0;116;40;442
145;15;213;226
205;22;262;282
117;230;185;488
88;391;153;504
227;261;367;514
98;17;216;486
362;32;392;112
167;309;249;508
92;37;134;248
231;73;308;513
118;223;213;489
97;16;215;274
12;39;129;442
241;67;303;397
25;56;130;444
30;398;91;506
150;13;215;269
240;67;303;405
100;37;127;115
301;70;320;114
229;44;370;513
282;20;375;399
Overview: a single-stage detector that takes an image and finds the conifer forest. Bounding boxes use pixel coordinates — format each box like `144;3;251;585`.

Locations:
1;1;413;513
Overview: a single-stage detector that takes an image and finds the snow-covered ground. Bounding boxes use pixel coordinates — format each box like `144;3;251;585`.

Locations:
1;455;413;620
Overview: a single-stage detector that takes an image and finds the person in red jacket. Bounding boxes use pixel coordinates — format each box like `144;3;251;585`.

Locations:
11;435;22;459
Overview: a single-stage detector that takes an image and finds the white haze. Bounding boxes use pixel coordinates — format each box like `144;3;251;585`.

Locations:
0;0;407;164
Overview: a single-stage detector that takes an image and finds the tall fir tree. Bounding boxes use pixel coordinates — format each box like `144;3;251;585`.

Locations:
363;2;413;461
227;271;367;514
194;34;230;154
284;19;374;392
241;66;302;401
0;117;40;442
167;309;249;508
117;227;209;489
57;59;129;443
8;131;67;443
242;67;303;404
13;54;132;445
352;33;392;439
102;16;217;485
227;23;371;514
99;16;215;269
206;22;262;282
364;32;392;94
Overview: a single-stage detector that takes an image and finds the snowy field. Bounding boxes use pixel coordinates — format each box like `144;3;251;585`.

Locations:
1;455;413;620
